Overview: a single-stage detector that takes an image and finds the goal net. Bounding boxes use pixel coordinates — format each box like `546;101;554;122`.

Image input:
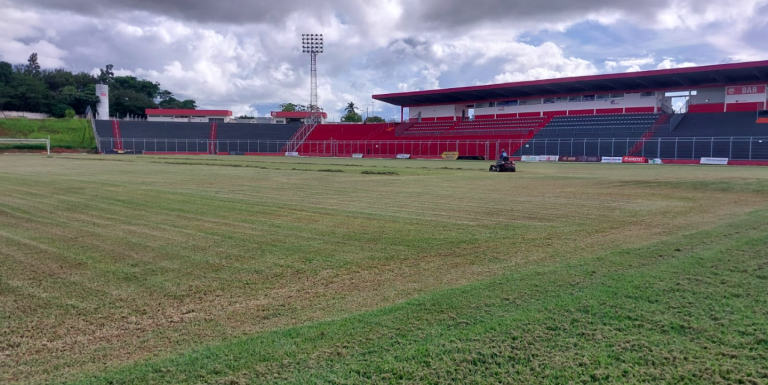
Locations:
0;138;51;155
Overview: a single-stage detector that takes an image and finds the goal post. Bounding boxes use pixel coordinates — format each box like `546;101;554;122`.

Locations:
0;137;51;156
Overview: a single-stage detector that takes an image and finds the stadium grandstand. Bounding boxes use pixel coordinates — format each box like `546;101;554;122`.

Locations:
94;60;768;164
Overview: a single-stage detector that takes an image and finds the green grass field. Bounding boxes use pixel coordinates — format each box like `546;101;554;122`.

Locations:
0;118;95;150
1;155;768;384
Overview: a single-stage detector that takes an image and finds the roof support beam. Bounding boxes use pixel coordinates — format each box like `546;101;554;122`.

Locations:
753;70;768;81
712;73;730;83
673;77;691;86
600;81;620;91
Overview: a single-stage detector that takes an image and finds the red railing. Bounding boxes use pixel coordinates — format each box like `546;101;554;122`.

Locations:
627;114;670;156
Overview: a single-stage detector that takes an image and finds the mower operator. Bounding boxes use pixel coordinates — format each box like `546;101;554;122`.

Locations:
500;149;508;159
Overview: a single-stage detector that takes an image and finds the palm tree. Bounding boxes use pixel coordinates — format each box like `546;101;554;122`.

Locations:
345;102;358;115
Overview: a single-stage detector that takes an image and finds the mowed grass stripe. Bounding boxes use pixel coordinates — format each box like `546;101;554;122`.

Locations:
1;155;767;383
65;209;768;385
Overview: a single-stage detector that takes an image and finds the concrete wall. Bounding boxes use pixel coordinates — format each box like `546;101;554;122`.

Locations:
409;104;457;119
690;88;726;104
0;111;51;119
474;92;658;117
148;116;231;123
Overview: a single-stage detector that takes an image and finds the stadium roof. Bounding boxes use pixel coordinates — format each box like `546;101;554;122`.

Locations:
145;109;233;116
373;60;768;107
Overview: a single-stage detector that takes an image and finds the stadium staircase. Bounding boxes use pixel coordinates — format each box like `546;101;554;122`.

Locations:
111;120;123;151
283;112;324;152
394;120;417;136
366;123;396;140
208;122;218;154
626;114;670;156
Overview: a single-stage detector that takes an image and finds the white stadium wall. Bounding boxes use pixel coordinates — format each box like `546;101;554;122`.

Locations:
408;83;768;121
688;84;767;113
410;92;660;121
408;104;457;121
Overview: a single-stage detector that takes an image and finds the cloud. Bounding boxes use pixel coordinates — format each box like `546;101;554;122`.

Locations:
1;0;767;119
656;59;698;69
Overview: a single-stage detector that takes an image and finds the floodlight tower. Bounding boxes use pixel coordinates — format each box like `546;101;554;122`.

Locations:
302;33;323;112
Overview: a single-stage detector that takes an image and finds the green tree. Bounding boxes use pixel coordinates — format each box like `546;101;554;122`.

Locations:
64;108;76;119
51;103;73;118
180;99;197;109
158;96;197;109
0;61;12;84
0;62;11;109
344;102;358;115
112;76;160;99
5;74;51;112
98;64;114;84
280;103;298;112
42;69;75;91
341;111;362;122
110;88;157;118
365;116;385;123
73;72;97;91
156;89;173;103
24;53;41;77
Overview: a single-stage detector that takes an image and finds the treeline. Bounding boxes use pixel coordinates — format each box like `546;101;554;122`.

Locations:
0;53;196;118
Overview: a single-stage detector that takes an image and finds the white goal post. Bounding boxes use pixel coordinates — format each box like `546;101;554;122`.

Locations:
0;137;51;156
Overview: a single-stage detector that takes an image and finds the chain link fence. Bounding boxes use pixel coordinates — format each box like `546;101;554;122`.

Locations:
101;137;768;160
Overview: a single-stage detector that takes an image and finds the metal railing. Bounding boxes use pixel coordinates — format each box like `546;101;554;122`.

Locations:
283;112;324;152
99;136;768;160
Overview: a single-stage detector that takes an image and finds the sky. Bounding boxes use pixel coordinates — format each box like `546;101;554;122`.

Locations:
1;0;767;120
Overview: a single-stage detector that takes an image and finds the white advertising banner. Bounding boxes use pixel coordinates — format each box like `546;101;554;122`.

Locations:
352;153;364;158
701;157;729;165
649;158;664;164
396;154;411;159
285;152;300;157
521;156;540;162
601;157;623;163
539;155;559;162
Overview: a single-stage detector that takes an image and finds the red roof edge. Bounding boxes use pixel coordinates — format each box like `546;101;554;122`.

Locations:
372;60;768;100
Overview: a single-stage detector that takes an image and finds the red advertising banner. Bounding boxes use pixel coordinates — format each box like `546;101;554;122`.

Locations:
726;85;766;96
622;156;648;164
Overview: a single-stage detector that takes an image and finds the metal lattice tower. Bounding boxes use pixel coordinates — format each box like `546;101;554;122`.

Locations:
302;34;323;112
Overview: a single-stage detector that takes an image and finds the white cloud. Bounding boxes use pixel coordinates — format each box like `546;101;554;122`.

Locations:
1;0;767;118
619;56;655;67
656;59;698;69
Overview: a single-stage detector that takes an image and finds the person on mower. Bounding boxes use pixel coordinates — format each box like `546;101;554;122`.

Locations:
500;149;508;160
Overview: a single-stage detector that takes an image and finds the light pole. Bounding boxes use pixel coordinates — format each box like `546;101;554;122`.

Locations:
301;34;323;113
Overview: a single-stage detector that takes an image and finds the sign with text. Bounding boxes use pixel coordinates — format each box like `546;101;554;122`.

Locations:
622;156;648;164
701;157;729;165
352;153;364;158
559;156;600;163
649;158;664;164
726;85;766;96
396;154;411;159
539;155;559;162
285;152;300;157
521;156;540;162
441;152;459;161
601;157;624;163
